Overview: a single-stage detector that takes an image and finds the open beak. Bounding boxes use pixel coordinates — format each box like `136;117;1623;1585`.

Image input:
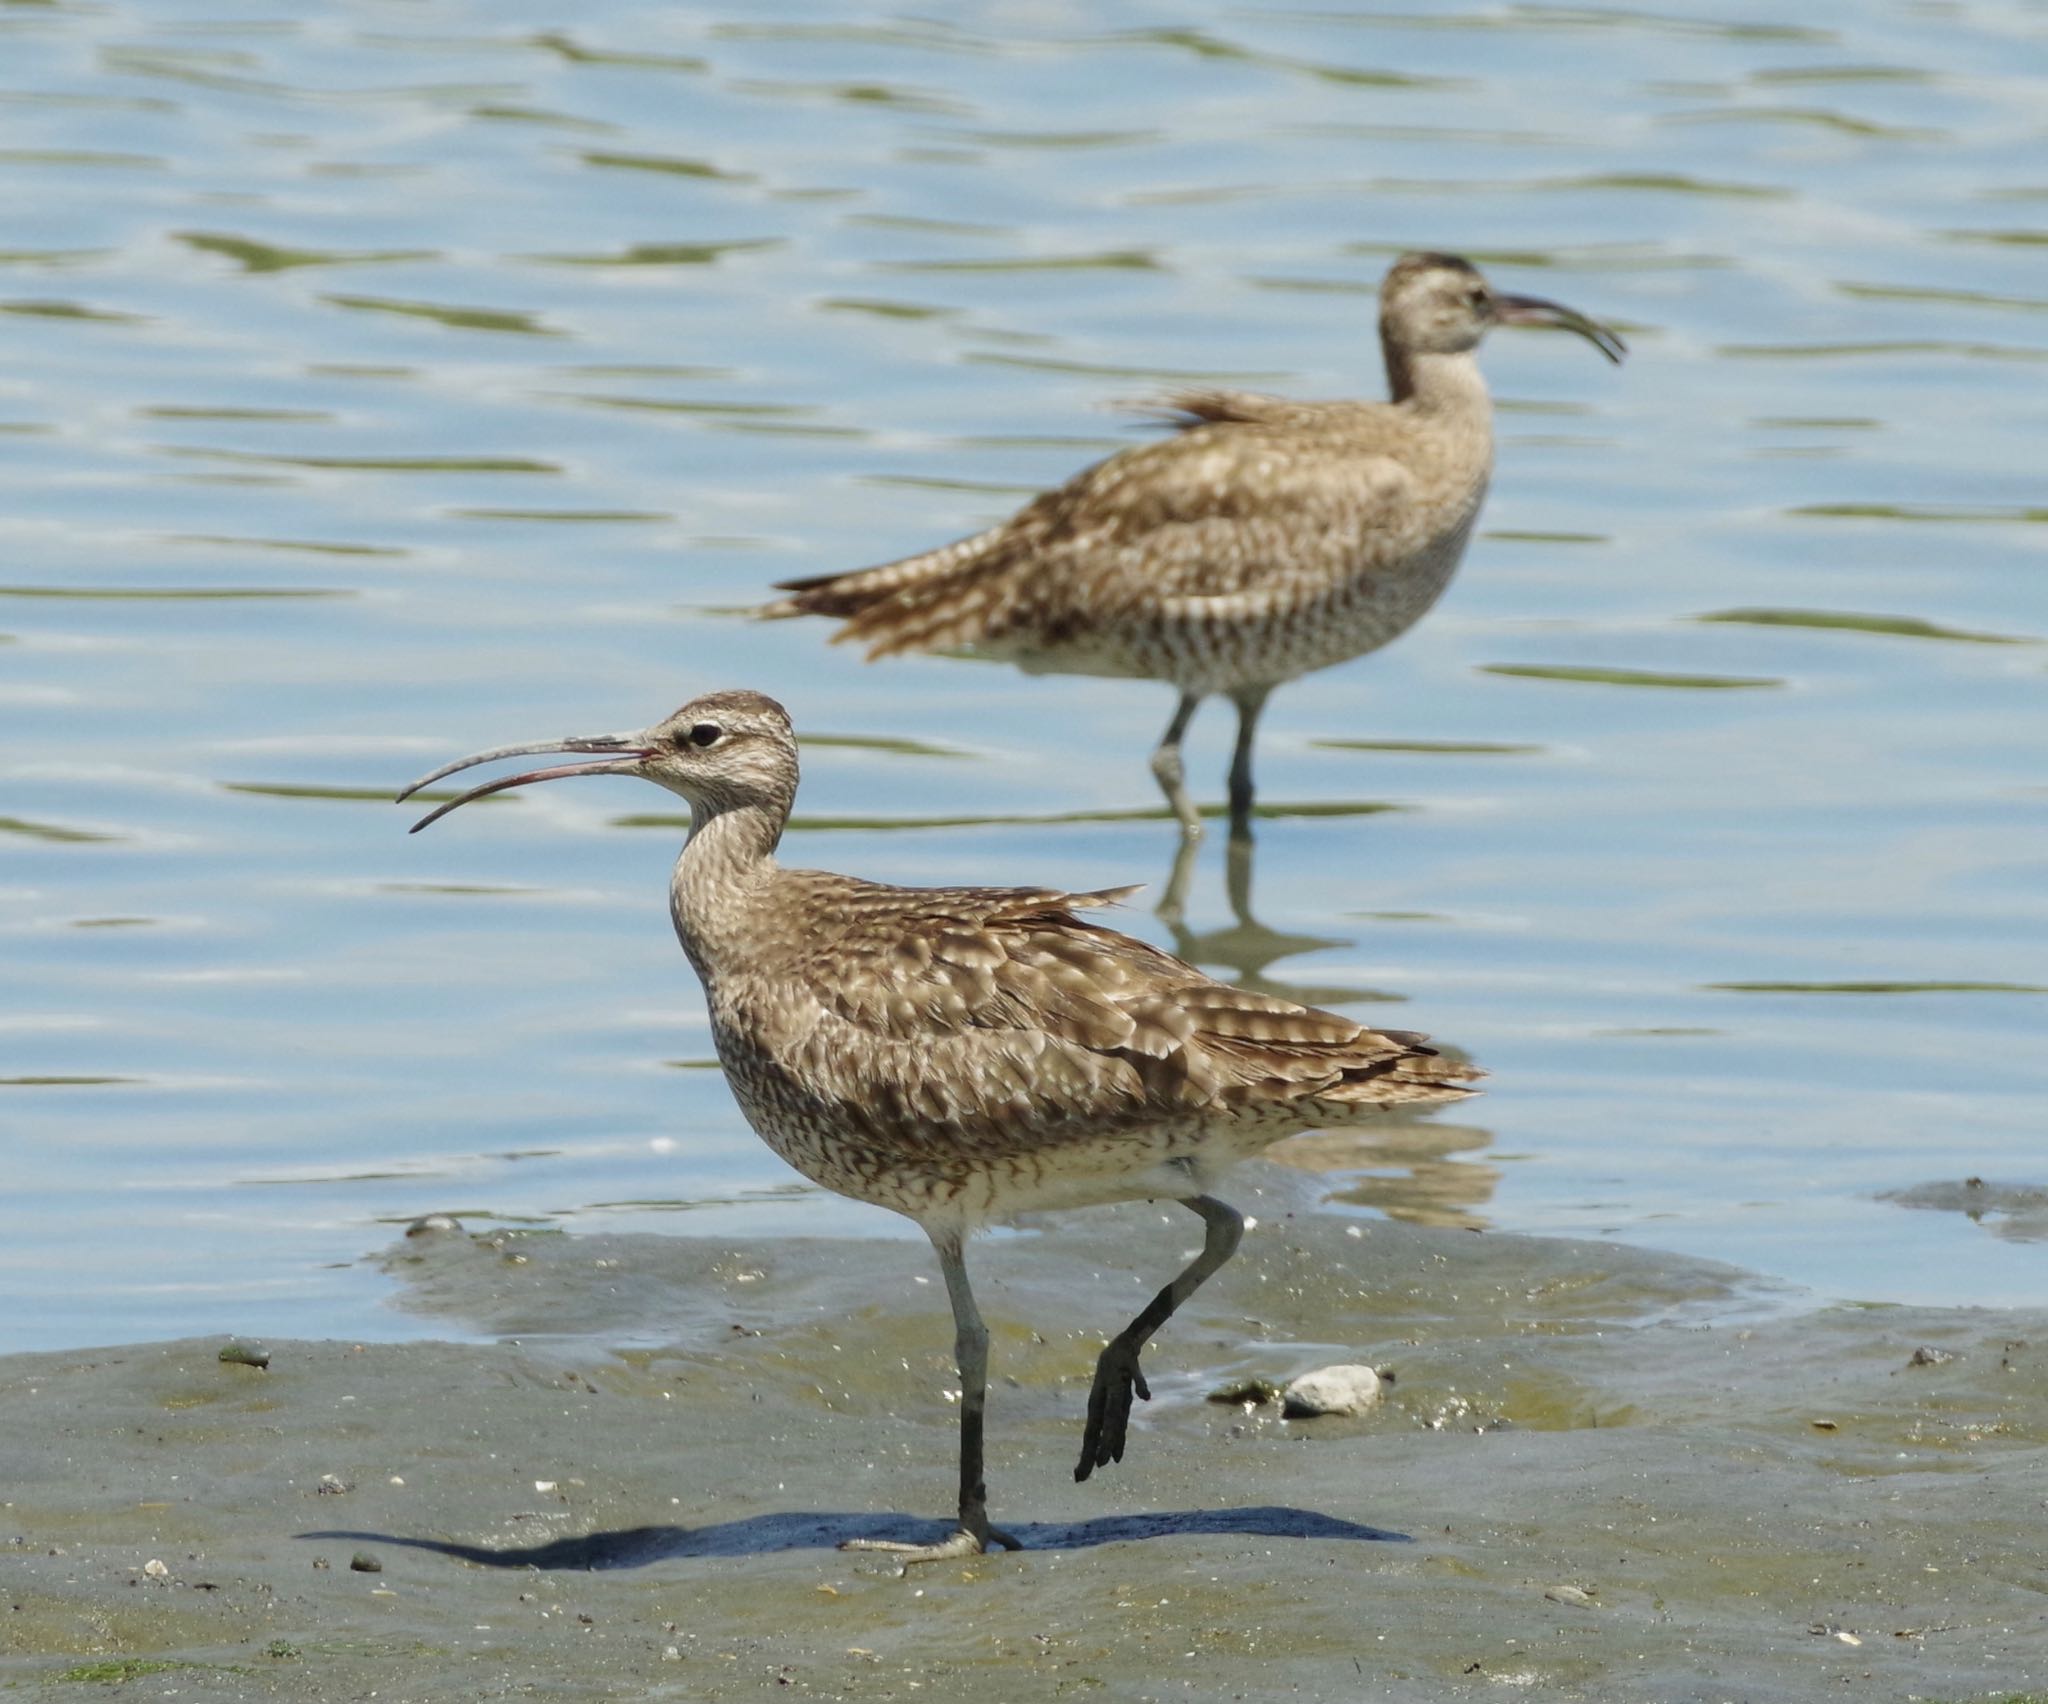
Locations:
1494;292;1627;364
397;731;655;833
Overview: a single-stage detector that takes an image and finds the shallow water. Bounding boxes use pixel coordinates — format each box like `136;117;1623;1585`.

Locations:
3;0;2045;1354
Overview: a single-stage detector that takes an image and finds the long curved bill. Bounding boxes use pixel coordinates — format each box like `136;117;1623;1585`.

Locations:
397;731;654;834
1495;292;1627;364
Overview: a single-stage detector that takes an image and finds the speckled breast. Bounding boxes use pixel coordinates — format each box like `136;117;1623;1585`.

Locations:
714;1031;904;1209
1158;512;1479;694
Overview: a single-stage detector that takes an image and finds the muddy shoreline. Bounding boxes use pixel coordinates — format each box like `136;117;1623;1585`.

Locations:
6;1176;2044;1700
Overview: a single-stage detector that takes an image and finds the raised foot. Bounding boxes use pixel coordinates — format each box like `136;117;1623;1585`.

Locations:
841;1524;1023;1568
1075;1338;1150;1482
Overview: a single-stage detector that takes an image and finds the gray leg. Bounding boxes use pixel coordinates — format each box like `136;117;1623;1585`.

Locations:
1150;692;1205;840
1226;686;1271;839
843;1232;1022;1565
1076;1195;1245;1482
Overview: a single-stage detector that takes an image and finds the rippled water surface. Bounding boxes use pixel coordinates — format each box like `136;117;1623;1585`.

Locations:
4;0;2043;1352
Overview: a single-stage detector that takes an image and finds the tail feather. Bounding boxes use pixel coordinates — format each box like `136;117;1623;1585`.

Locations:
1114;388;1303;429
762;523;1020;650
1319;1041;1483;1110
1198;1003;1482;1118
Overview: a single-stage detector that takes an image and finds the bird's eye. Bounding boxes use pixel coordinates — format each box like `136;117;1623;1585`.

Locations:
688;722;722;748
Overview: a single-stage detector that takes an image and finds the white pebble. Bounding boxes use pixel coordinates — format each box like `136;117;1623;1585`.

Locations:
1281;1363;1383;1418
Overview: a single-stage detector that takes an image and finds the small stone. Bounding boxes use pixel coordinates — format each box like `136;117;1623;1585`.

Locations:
218;1341;270;1370
349;1552;382;1574
1280;1363;1383;1418
1907;1346;1955;1368
663;1646;682;1662
317;1474;351;1495
142;1558;170;1580
406;1214;463;1238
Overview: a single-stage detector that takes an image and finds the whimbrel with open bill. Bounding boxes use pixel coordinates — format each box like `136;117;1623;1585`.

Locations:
401;689;1479;1564
764;252;1624;838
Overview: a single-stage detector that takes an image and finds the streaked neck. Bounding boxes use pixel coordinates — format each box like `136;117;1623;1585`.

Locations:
670;801;781;981
1383;345;1490;417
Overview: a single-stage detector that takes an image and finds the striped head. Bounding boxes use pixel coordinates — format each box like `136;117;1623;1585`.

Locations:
1380;252;1625;364
399;689;801;832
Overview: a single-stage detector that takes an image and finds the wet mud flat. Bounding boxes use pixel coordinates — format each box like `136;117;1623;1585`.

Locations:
4;1172;2044;1702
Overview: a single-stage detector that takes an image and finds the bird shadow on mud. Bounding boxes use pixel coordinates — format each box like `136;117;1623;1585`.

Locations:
301;1505;1408;1569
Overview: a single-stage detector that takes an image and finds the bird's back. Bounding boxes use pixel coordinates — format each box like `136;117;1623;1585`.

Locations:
696;867;1479;1224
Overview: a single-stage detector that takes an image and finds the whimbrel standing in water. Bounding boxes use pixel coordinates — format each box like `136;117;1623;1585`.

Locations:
401;690;1478;1563
765;252;1624;839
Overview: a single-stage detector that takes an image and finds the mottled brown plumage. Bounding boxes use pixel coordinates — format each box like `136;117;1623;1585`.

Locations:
766;253;1624;837
402;688;1479;1563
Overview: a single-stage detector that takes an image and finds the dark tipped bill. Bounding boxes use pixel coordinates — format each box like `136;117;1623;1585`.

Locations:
1494;293;1628;364
398;731;653;833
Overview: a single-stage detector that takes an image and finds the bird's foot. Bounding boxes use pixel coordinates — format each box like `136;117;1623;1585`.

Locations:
1075;1338;1150;1482
841;1522;1022;1570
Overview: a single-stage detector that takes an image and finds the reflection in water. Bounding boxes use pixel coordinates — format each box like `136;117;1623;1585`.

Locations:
1155;831;1373;1009
1158;831;1497;1231
1284;1121;1499;1232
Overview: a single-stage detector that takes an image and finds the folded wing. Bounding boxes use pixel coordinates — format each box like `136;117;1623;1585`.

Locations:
759;875;1477;1150
765;395;1420;658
